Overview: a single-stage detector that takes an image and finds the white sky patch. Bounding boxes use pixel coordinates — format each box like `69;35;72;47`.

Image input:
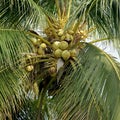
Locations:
94;42;120;62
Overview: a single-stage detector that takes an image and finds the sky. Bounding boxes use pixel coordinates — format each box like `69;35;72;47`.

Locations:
95;42;120;62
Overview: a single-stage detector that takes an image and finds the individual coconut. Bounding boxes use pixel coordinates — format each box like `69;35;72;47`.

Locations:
70;49;77;57
31;38;38;45
61;35;66;41
40;43;47;49
54;49;62;58
58;29;64;36
68;30;74;35
37;48;45;55
52;41;60;50
48;66;57;77
62;50;70;61
59;41;68;50
26;65;34;72
26;54;31;59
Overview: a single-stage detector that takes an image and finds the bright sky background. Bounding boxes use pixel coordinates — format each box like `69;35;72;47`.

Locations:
95;42;120;62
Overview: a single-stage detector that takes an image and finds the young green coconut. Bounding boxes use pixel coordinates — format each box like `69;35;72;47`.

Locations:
58;29;64;36
26;65;34;72
54;49;62;58
37;47;45;55
59;41;69;50
31;38;38;45
52;41;60;50
62;50;71;61
40;43;47;49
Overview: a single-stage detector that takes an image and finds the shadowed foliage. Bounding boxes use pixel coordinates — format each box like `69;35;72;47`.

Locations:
0;0;120;120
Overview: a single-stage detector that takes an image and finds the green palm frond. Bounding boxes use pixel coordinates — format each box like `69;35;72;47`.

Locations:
72;0;120;35
87;0;120;50
0;68;27;120
0;29;34;68
71;0;119;39
39;0;56;14
13;97;38;120
51;43;120;120
0;29;36;119
0;0;46;29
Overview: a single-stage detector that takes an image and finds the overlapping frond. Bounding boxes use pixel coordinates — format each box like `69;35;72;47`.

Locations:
39;0;120;51
39;0;56;14
0;0;119;46
13;97;38;120
0;29;36;119
0;68;27;120
69;0;120;50
0;29;34;68
0;0;47;29
51;43;120;120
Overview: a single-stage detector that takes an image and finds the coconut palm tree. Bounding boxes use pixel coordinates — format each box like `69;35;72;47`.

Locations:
0;0;120;120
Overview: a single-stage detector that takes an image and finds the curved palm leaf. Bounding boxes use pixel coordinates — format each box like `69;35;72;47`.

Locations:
51;43;120;120
0;29;36;119
0;0;47;29
71;0;120;50
39;0;56;14
0;29;34;68
0;68;27;120
13;97;38;120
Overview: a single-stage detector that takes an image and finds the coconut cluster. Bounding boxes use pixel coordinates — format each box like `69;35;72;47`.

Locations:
52;40;77;61
44;24;78;61
25;38;48;72
25;21;87;74
45;27;78;61
25;37;77;72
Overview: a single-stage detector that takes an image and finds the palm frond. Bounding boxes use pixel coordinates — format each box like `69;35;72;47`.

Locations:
51;43;120;120
88;0;120;51
0;29;36;119
39;0;56;14
0;29;34;69
0;68;28;120
13;97;38;120
64;0;120;51
0;0;47;29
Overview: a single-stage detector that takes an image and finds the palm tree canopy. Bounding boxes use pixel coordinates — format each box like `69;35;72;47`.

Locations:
0;0;120;120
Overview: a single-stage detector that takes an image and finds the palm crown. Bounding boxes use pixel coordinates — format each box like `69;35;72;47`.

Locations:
0;0;120;120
